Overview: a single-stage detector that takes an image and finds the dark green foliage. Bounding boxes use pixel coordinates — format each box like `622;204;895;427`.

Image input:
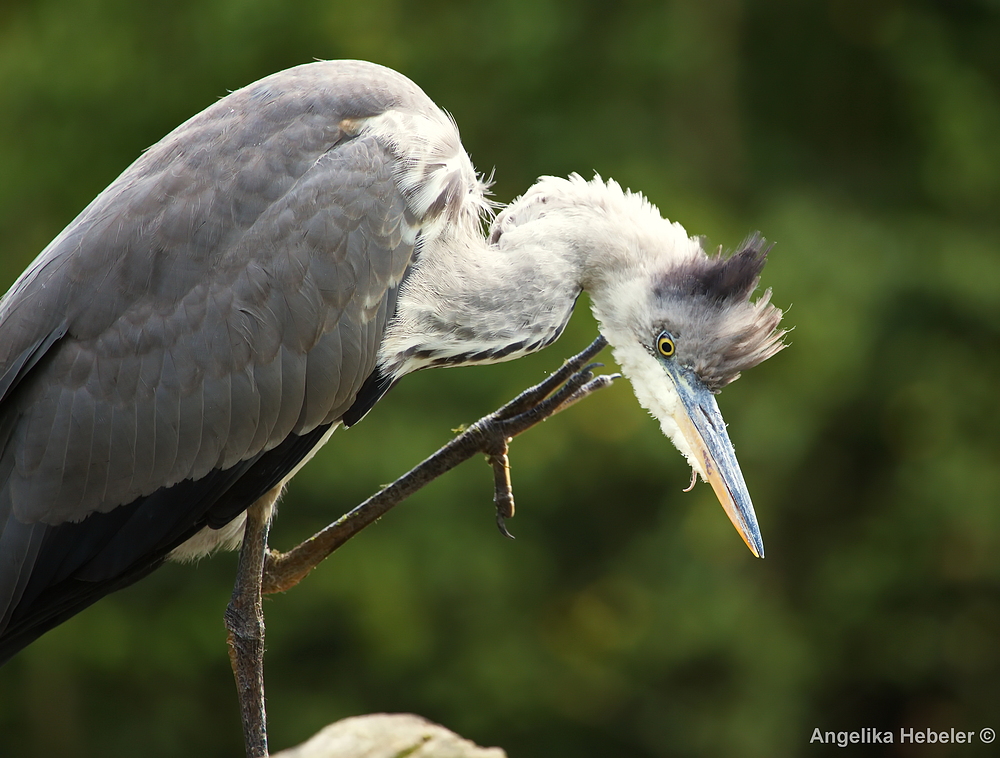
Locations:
1;1;998;755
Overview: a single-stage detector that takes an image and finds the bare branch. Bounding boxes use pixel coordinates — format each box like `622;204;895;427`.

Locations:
261;336;615;595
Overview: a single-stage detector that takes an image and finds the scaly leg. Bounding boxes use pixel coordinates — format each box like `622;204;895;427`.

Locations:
225;490;279;758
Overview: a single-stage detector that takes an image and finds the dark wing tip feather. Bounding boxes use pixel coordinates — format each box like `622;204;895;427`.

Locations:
0;422;335;664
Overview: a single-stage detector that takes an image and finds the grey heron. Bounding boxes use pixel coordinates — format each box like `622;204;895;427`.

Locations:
0;60;784;664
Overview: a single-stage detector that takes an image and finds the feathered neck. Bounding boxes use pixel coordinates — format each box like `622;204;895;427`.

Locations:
376;174;783;388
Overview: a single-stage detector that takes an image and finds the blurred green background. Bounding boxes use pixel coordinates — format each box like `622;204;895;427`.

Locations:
1;0;999;756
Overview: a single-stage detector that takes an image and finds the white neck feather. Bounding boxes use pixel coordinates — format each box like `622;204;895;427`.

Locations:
378;174;700;379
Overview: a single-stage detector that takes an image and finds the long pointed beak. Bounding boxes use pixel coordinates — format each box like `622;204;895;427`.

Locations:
663;362;765;558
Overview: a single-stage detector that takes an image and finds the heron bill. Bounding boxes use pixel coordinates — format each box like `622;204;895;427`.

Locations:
662;361;766;558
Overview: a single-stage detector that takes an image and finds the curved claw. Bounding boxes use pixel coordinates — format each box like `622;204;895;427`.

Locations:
496;513;516;540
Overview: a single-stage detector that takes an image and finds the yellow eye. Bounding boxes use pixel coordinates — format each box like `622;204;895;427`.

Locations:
656;332;676;358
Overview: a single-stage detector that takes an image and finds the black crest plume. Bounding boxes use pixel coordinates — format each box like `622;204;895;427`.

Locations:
691;233;772;302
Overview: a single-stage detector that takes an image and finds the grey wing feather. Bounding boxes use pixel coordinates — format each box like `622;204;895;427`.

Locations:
0;60;433;531
0;60;471;655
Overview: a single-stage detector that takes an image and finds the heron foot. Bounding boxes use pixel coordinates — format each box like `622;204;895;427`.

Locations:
487;443;516;539
473;336;618;537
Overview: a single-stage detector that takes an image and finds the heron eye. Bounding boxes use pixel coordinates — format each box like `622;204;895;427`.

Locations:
656;332;676;358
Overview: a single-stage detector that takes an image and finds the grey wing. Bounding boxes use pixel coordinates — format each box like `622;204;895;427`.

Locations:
0;60;443;659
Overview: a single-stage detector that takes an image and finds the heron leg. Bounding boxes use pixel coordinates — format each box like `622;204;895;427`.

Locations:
225;489;279;758
259;337;618;596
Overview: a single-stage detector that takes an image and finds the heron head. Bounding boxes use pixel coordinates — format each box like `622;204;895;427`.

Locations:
591;232;786;557
490;174;785;554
